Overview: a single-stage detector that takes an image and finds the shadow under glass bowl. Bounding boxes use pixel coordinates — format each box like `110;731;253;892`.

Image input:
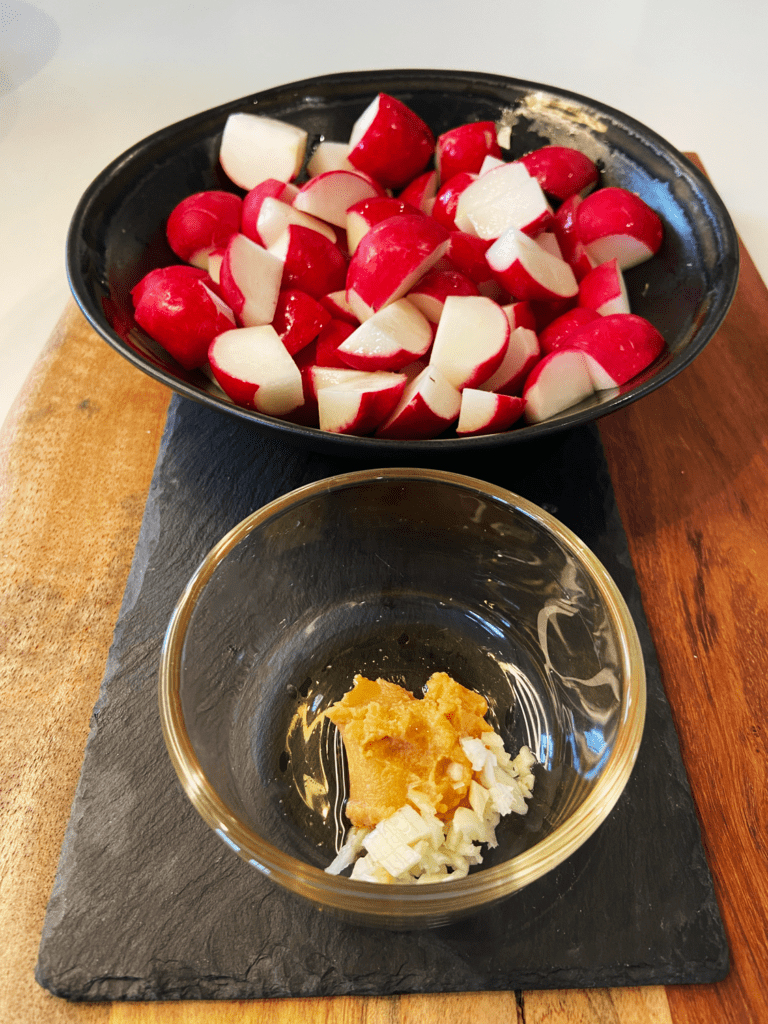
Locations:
159;468;646;929
67;68;739;456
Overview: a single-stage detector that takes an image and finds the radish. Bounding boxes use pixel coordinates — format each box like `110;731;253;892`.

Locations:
268;224;348;299
399;169;439;214
536;231;563;260
208;325;304;415
566;313;665;387
522;349;595;423
501;300;536;331
486;227;578;303
429;294;509;390
336;298;433;371
576;187;663;269
479;326;540;395
516;146;599;202
248;196;337;248
292;169;385;228
166;191;242;270
319;290;360;324
316;369;408;435
436;121;502;183
313;318;358;367
347;92;435;190
241;179;299;241
406;267;479;323
441;231;504;299
345;214;450;321
219;112;307;190
539;307;601;354
577;258;630;316
456;389;526;436
345;196;420;256
454;162;552;240
551;194;596;281
306;140;354;176
431;171;477;229
132;267;235;370
272;289;330;355
219;233;284;327
375;364;462;439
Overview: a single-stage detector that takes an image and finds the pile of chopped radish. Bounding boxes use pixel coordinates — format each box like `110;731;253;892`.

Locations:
130;92;666;438
326;733;536;883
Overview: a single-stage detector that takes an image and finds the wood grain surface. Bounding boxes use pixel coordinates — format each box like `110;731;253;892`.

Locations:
1;166;766;1022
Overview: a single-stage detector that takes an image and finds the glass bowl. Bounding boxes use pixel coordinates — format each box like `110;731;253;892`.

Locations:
158;468;645;929
68;68;738;456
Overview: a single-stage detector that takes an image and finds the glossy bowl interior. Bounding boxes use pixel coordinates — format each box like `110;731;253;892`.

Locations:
68;69;738;456
159;468;646;928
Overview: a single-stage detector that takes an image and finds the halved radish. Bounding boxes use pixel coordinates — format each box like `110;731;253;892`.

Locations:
208;325;304;415
219;233;283;327
268;224;348;299
486;227;578;303
566;313;665;387
429;294;509;390
347;93;435;190
436;121;502;183
578;258;630;316
539;307;601;354
522;349;595;423
551;194;596;281
346;196;420;256
166;191;242;269
292;169;385;228
516;146;599;202
219;112;307;190
346;214;450;321
456;389;526;435
375;365;461;439
576;187;663;270
317;369;408;434
336;299;433;371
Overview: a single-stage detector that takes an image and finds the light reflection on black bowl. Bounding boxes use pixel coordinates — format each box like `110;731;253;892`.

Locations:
68;69;739;456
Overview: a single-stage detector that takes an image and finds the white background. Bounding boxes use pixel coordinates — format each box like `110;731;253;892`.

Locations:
2;0;766;430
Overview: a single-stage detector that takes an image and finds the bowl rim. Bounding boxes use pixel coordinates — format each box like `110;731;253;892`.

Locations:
68;67;740;455
158;467;646;921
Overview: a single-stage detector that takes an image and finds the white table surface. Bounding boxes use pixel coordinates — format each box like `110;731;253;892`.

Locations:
2;0;766;431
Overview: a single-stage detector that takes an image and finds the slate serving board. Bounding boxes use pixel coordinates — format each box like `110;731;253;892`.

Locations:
36;396;729;1001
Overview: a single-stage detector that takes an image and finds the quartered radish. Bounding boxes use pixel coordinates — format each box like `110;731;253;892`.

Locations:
219;112;307;190
347;92;434;190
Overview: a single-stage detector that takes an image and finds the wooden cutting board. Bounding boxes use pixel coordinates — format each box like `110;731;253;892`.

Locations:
1;155;767;1024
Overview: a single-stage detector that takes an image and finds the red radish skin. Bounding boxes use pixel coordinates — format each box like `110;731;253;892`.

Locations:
486;227;579;303
316;370;408;435
219;233;284;327
479;326;540;395
208;325;304;415
576;187;663;270
565;313;665;387
132;269;235;370
551;194;596;281
345;196;421;256
539;307;602;354
313;319;358;367
292;169;385;228
399;169;439;214
406;267;479;323
375;365;462;439
346;214;450;320
501;300;537;331
517;146;599;202
319;290;360;325
268;224;348;299
166;191;242;269
241;179;299;241
272;289;331;356
436;121;502;184
219;112;307;190
522;349;595;423
347;93;435;190
431;172;477;230
456;389;526;435
578;258;630;316
429;294;509;390
336;299;433;371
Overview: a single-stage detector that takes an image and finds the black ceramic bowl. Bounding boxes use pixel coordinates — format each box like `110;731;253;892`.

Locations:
67;69;739;456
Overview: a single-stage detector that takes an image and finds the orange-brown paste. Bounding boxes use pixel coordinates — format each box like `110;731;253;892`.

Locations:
325;671;492;829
